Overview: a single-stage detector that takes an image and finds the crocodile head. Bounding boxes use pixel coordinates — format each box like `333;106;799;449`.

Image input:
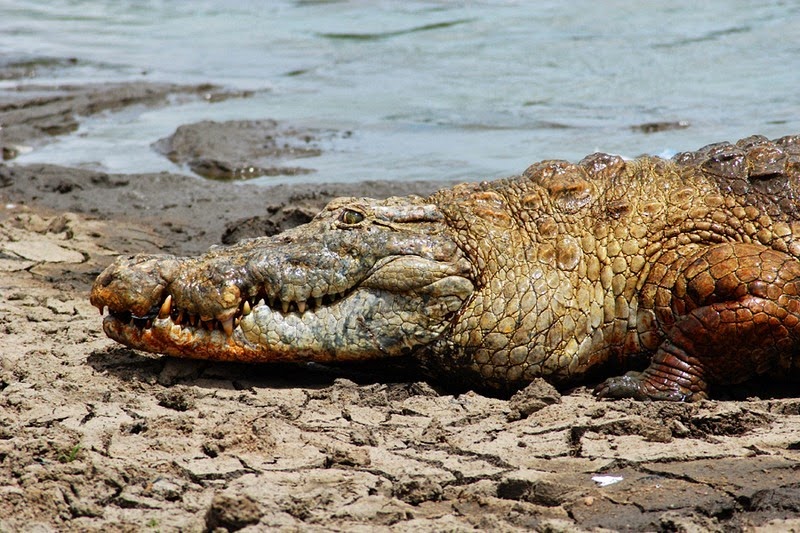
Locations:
90;196;475;363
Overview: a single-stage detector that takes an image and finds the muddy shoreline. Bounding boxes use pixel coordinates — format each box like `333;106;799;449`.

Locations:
2;76;800;531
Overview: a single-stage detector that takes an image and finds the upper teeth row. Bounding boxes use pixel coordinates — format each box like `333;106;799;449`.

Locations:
97;289;349;338
155;295;238;335
245;291;347;316
153;290;348;335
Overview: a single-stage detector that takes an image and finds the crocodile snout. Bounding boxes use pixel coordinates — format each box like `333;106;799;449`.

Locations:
91;254;182;319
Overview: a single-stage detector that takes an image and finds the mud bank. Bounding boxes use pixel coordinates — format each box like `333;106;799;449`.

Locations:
0;80;245;161
1;66;799;530
153;119;351;180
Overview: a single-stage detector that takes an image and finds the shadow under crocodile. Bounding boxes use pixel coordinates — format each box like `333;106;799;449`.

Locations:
86;346;798;402
86;346;431;392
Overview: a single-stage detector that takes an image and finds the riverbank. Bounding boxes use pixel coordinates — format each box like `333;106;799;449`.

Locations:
1;75;799;531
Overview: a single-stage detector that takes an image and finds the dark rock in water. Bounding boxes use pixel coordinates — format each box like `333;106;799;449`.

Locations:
187;158;313;180
631;120;690;134
153;119;344;180
0;55;79;81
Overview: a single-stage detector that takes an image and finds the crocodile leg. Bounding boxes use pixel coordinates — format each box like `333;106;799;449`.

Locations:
596;242;800;401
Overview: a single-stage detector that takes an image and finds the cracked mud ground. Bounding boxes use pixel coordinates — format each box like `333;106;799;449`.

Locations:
1;167;799;532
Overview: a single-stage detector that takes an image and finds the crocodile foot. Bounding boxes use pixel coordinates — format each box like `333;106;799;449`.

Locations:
594;371;705;402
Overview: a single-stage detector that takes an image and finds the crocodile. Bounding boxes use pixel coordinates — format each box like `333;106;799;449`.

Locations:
90;134;800;401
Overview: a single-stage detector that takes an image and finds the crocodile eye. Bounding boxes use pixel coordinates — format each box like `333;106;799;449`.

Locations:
339;209;365;225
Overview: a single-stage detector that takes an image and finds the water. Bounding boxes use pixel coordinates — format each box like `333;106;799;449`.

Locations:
2;0;800;185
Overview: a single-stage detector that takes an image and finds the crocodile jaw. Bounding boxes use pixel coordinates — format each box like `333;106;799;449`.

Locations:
100;274;473;362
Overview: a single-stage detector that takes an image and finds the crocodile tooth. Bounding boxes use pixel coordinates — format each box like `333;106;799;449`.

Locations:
281;300;290;314
220;316;234;336
189;314;198;327
158;295;172;319
174;309;184;325
242;300;252;316
297;300;307;313
314;297;322;309
257;298;266;308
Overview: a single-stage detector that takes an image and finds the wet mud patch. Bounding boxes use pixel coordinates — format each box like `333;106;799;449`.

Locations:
2;163;450;256
743;483;800;514
0;80;238;161
221;207;318;243
153;119;351;180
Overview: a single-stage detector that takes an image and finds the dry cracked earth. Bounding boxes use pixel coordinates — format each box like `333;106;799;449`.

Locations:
0;73;799;532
